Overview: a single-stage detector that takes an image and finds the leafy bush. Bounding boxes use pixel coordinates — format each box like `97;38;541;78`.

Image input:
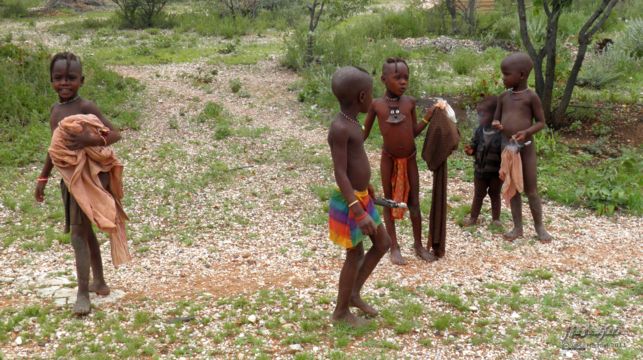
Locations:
619;18;642;58
450;48;479;75
0;44;142;167
536;129;642;215
112;0;170;29
578;19;642;89
0;0;28;18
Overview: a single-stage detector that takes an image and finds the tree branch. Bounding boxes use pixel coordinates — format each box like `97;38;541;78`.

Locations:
516;0;538;60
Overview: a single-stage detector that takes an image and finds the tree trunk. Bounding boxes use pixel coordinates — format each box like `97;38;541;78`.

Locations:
305;0;324;67
445;0;457;34
518;0;620;128
553;0;619;127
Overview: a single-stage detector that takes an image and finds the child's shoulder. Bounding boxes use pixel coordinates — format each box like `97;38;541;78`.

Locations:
401;95;416;104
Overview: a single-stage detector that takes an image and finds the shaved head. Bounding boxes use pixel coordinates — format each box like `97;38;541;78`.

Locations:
501;52;533;75
331;66;373;107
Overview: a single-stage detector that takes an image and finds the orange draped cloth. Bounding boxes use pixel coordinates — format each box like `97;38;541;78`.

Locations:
49;114;131;267
383;150;414;220
499;146;524;207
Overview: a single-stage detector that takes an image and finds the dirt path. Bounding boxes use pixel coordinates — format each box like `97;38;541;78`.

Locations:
1;31;641;359
98;58;641;301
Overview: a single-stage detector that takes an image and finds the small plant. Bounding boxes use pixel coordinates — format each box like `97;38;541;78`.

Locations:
451;48;479;75
112;0;169;29
0;0;28;18
230;78;242;93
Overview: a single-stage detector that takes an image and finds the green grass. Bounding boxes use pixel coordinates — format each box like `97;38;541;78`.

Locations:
1;276;640;357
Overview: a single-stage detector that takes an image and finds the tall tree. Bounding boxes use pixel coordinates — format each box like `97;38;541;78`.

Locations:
516;0;619;128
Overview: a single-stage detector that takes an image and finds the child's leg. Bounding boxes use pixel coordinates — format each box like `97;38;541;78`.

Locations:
71;222;92;315
350;225;391;315
380;154;404;265
521;146;552;242
407;160;432;260
87;229;110;295
488;176;503;224
88;171;110;295
333;243;369;326
464;176;489;226
504;194;523;241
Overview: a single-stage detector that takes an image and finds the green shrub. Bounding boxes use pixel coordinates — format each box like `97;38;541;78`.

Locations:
112;0;170;29
0;0;28;18
450;48;479;75
619;18;642;58
229;78;242;93
537;129;642;215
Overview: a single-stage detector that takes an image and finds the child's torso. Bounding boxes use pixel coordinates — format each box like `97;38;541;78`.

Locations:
50;101;89;129
342;122;372;191
499;92;535;139
373;97;416;158
474;126;502;176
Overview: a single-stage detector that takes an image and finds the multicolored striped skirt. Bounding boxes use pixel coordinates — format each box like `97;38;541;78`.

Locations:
328;188;382;249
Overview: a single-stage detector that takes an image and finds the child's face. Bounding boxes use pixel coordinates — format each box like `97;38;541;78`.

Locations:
476;105;493;126
500;63;522;90
51;59;83;101
381;63;409;97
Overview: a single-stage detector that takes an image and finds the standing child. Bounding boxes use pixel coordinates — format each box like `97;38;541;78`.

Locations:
492;52;552;242
363;57;442;264
463;96;503;227
34;52;130;315
328;66;390;326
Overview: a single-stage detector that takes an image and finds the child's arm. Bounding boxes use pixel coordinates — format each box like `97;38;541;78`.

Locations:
362;103;376;140
464;128;479;156
514;93;546;142
66;102;122;150
329;124;377;236
492;94;504;131
34;115;59;202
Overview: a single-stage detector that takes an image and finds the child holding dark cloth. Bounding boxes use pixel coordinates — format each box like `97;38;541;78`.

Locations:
463;96;503;227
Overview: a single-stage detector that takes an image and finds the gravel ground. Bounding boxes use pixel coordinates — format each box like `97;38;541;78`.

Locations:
0;21;641;358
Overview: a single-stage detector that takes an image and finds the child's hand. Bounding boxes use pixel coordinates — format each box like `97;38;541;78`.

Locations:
435;99;447;110
67;129;102;150
513;130;528;142
35;182;46;202
492;120;503;131
464;145;475;156
357;213;377;236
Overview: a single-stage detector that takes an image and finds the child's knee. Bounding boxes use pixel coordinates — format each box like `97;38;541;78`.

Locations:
375;231;391;253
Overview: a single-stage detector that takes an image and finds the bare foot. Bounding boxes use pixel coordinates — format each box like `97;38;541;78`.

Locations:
389;246;407;265
73;292;91;316
535;225;552;243
414;245;435;262
490;220;503;228
350;295;378;316
89;282;110;296
461;217;478;227
332;311;371;327
503;227;523;242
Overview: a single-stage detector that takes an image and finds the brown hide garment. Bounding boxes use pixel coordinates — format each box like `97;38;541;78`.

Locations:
421;108;460;257
49;114;131;267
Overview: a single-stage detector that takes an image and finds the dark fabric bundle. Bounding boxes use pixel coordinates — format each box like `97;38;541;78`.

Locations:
422;108;460;257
